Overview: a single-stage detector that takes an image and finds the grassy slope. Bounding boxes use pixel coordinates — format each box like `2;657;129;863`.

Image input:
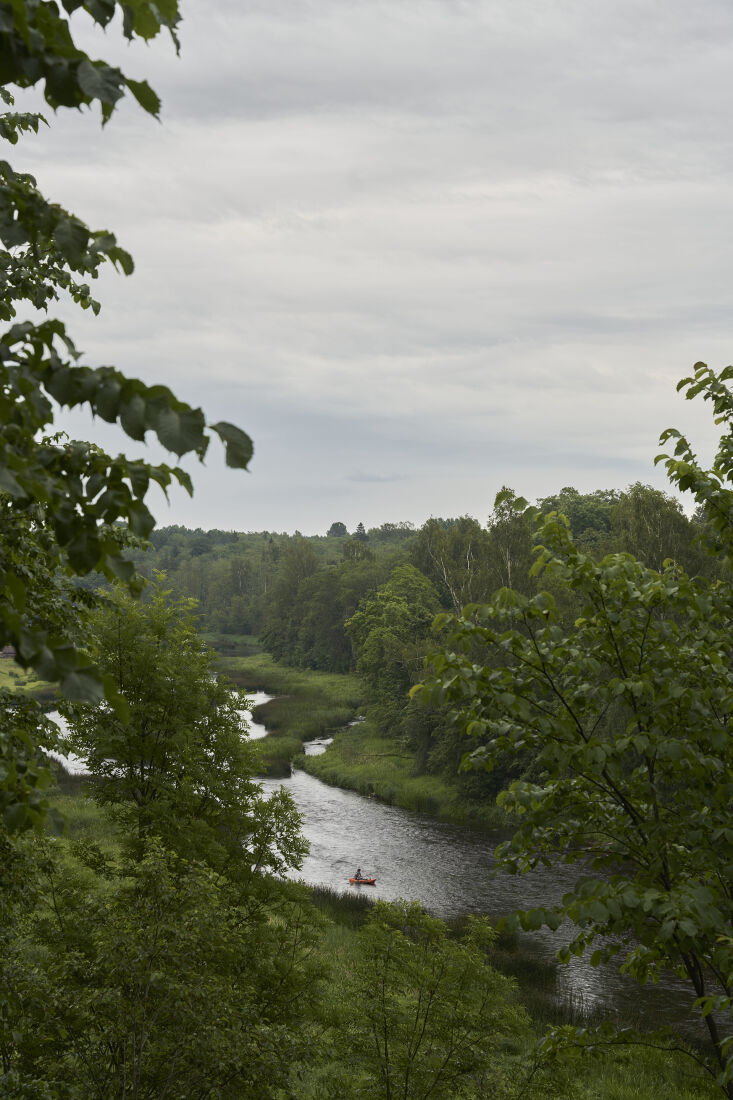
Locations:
0;659;56;704
300;719;509;828
218;649;509;825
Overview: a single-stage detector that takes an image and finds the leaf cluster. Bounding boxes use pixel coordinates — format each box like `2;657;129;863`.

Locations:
420;485;733;1091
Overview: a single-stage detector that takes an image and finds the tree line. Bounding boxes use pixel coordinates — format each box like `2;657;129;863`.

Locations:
129;481;720;802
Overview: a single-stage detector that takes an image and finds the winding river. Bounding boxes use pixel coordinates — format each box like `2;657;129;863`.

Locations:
262;742;702;1038
50;700;702;1038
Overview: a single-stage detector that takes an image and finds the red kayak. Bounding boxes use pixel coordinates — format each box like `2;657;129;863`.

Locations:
349;877;376;885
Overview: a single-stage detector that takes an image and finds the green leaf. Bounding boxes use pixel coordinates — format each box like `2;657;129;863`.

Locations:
4;802;29;832
211;421;254;469
4;572;27;611
126;78;161;117
0;464;23;496
61;670;105;704
76;59;125;109
53;217;90;263
119;393;147;440
156;406;206;456
95;378;122;422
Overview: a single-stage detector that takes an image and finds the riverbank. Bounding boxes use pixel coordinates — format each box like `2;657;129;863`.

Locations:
217;647;510;826
45;791;718;1099
298;719;510;829
217;651;363;775
291;885;719;1100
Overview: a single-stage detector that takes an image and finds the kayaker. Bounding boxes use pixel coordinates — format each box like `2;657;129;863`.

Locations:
354;867;362;880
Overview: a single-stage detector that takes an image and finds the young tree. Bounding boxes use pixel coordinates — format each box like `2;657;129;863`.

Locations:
343;900;530;1100
421;424;733;1092
536;486;618;550
64;580;307;877
609;481;702;572
486;487;535;594
342;536;375;562
410;515;492;613
346;564;440;711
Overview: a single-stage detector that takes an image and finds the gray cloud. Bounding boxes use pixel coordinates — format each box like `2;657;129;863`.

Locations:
15;0;733;532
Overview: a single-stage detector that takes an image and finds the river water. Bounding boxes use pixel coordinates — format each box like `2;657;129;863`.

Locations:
50;700;701;1037
261;750;702;1037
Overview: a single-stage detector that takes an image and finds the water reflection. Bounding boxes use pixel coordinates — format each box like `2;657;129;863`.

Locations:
238;692;272;740
261;764;701;1037
303;737;333;756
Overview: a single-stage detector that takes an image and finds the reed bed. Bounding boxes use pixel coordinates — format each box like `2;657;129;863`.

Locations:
219;652;364;776
251;735;302;777
308;882;376;928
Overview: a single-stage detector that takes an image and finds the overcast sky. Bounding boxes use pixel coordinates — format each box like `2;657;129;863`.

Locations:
15;0;733;533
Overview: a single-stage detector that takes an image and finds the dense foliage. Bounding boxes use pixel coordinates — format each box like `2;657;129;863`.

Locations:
2;588;318;1097
0;2;254;844
420;366;733;1095
342;901;530;1099
63;581;307;874
120;479;718;807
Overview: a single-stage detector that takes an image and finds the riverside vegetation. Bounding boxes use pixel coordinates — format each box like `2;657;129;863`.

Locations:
26;790;716;1100
3;494;730;1096
4;464;733;1094
0;3;730;1096
131;477;723;826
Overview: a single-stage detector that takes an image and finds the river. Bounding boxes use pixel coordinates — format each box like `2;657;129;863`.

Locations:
49;701;702;1038
261;744;702;1038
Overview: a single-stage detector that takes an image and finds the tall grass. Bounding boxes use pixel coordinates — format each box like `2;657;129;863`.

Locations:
0;660;57;704
251;735;302;777
253;695;356;740
301;721;509;829
308;883;376;928
220;652;363;749
48;791;121;855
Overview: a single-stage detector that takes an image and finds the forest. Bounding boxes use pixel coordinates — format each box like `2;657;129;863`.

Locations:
1;4;731;1099
125;481;724;806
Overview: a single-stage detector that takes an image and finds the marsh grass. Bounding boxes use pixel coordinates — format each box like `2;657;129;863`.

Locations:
219;652;362;703
0;660;56;704
219;651;505;826
219;652;363;776
48;791;120;856
531;1043;720;1100
301;722;509;828
252;696;356;740
251;734;302;777
308;882;376;928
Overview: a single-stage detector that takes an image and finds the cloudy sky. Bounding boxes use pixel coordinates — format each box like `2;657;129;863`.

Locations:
15;0;733;533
